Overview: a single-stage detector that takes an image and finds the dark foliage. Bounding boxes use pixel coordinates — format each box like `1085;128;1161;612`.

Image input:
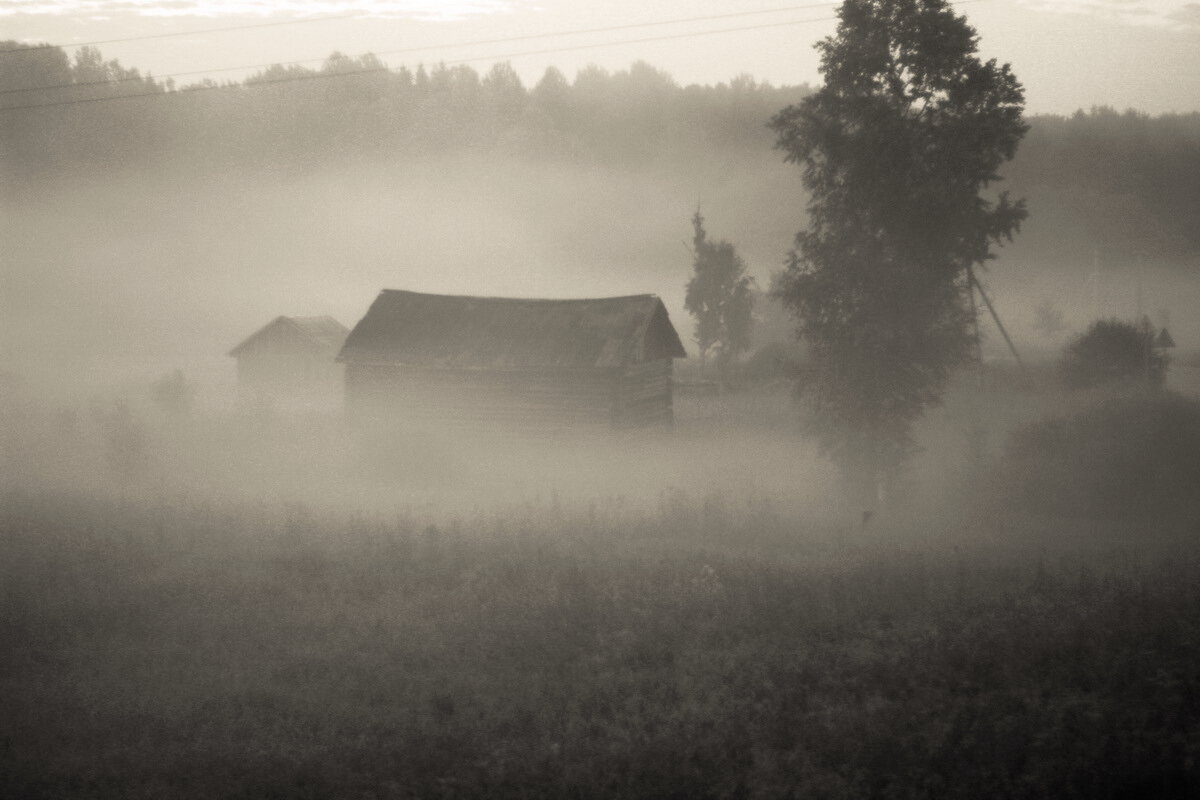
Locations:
769;0;1028;498
1007;107;1200;257
0;45;806;179
684;210;754;371
999;392;1200;520
2;42;1198;267
1061;318;1168;390
732;340;808;385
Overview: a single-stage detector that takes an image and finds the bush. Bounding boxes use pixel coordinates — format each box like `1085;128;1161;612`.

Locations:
152;369;194;416
1060;318;1168;390
731;340;806;385
996;392;1200;521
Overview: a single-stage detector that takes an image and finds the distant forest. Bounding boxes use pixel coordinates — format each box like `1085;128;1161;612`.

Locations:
3;43;1199;265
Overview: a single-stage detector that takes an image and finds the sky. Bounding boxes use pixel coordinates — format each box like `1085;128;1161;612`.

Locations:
1;0;1198;115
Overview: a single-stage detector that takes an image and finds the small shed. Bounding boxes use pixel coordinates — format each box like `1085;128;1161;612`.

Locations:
228;316;349;401
337;290;687;431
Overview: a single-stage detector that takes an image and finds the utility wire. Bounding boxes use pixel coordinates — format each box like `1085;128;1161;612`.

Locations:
1;2;844;97
0;12;362;55
0;16;841;112
0;0;987;114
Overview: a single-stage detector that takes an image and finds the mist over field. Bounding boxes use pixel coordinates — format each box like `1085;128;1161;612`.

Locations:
3;41;1199;399
4;27;1200;799
7;158;1200;396
2;157;801;396
11;147;1197;515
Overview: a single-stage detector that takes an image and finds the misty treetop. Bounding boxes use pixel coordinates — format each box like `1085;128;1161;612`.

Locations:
0;43;805;177
1;39;1197;266
771;0;1028;271
1011;106;1200;258
684;210;754;374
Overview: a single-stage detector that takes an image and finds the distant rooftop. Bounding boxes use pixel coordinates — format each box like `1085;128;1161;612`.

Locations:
229;315;349;357
337;290;686;370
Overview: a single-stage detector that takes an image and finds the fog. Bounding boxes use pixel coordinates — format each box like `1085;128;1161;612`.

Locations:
7;152;1198;381
5;29;1200;798
3;155;797;391
4;141;1200;522
1;152;829;517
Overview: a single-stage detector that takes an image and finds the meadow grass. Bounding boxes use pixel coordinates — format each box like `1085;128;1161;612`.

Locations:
5;372;1200;797
3;482;1200;799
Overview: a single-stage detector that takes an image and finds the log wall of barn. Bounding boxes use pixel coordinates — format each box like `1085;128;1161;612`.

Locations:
615;359;673;427
237;352;340;388
346;360;674;432
346;364;623;433
235;327;342;405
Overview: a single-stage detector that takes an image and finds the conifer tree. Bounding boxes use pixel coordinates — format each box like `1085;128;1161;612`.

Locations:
685;210;754;379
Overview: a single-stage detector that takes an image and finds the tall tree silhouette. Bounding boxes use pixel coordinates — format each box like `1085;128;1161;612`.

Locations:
769;0;1027;504
685;210;754;379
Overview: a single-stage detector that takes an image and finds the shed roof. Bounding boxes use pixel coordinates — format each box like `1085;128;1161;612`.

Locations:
338;290;686;369
228;316;349;357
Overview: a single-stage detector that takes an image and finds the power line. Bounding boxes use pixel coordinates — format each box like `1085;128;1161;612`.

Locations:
1;2;844;97
0;12;362;55
0;15;843;113
0;0;988;114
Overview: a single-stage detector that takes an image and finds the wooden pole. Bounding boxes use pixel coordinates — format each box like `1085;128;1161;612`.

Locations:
965;269;987;470
967;270;984;386
968;267;1024;370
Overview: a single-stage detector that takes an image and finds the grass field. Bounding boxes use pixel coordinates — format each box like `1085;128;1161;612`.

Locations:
3;374;1200;798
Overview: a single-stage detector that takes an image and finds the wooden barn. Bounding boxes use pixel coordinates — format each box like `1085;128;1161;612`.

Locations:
228;316;349;402
337;290;687;431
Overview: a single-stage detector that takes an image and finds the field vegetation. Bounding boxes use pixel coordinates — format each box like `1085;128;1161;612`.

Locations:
4;365;1200;798
5;23;1200;797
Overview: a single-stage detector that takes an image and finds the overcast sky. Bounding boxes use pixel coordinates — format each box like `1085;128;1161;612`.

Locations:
2;0;1198;114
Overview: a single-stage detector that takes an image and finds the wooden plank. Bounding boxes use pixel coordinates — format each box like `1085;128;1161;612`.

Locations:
348;361;678;430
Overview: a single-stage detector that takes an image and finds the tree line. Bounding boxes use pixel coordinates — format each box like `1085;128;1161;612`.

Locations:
2;41;1198;262
0;45;806;175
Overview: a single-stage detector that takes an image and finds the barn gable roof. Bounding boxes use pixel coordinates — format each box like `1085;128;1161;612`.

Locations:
228;316;349;357
337;290;687;369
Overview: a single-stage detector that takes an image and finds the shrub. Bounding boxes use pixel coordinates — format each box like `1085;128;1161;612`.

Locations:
93;400;148;481
152;369;194;416
731;340;806;385
1060;318;1168;390
996;392;1200;520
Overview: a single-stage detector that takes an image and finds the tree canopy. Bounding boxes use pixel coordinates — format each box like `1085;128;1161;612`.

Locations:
684;210;754;373
769;0;1028;500
1;41;1196;266
1061;318;1168;390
